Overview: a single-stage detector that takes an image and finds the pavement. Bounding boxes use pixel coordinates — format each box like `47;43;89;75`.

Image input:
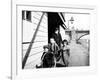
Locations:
68;40;89;66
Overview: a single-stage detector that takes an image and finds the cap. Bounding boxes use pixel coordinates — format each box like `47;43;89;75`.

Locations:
43;45;50;49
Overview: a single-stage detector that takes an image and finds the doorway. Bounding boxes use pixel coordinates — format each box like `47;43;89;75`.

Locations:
47;12;63;43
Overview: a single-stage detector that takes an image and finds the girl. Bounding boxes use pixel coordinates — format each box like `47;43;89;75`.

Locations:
62;39;70;67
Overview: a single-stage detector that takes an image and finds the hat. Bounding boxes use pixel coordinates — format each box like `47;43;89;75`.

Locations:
43;45;50;49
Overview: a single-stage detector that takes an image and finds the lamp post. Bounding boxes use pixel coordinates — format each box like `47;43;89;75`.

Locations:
68;17;74;29
69;17;76;42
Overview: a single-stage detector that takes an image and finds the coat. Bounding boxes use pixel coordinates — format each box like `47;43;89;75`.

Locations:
41;52;54;68
52;32;62;47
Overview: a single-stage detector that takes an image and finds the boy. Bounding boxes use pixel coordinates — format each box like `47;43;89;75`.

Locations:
49;38;60;67
52;28;62;48
36;45;54;68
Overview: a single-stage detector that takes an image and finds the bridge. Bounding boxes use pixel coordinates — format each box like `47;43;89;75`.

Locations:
65;29;89;41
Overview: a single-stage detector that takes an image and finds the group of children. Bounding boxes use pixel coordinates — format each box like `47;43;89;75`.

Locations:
36;38;70;68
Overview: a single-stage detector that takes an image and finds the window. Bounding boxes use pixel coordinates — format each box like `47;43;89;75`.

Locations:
26;11;31;21
22;11;31;22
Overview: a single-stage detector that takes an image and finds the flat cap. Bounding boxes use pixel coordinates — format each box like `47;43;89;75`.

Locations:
43;45;50;49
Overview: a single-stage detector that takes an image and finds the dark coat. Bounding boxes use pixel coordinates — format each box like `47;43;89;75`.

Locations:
52;32;62;47
41;52;54;68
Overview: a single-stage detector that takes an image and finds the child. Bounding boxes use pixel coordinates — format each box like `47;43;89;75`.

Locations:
36;45;54;68
49;38;59;53
49;38;60;67
41;45;54;68
62;39;70;66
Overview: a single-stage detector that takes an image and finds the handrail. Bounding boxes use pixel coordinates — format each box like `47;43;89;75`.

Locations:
22;40;47;44
22;13;45;69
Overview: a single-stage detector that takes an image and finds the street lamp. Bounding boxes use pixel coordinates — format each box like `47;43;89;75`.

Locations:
68;16;74;29
70;16;74;24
